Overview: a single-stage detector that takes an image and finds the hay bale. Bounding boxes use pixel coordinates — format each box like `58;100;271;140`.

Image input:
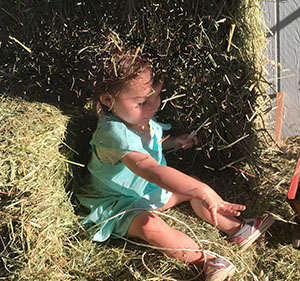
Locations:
0;95;76;279
1;0;271;173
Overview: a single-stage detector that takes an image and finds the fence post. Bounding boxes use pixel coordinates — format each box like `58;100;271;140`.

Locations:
273;92;284;145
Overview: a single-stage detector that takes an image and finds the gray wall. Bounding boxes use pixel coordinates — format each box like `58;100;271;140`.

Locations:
263;0;300;138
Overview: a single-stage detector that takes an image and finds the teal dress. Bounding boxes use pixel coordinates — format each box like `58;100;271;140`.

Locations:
78;114;173;242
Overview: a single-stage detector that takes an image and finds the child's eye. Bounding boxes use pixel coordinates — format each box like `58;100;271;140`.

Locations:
138;101;147;106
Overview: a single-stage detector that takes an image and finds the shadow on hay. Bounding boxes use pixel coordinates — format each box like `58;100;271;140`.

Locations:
61;106;98;215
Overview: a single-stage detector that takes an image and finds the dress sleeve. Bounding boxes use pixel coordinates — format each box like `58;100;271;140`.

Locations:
95;146;129;165
90;117;148;155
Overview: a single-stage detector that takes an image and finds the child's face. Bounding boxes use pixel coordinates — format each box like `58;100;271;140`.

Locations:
109;68;162;130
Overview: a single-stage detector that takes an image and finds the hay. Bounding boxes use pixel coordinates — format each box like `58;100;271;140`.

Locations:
0;94;75;279
1;94;300;280
1;0;272;172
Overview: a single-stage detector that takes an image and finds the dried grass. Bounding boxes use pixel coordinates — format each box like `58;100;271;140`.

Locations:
1;94;300;280
1;0;273;171
0;95;75;280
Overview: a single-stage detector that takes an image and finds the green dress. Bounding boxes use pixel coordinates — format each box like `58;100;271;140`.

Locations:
78;114;173;242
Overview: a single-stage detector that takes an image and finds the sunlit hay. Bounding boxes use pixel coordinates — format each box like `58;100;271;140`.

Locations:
0;95;76;279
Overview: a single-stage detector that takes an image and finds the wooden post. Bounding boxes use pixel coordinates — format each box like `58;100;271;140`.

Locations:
273;92;284;145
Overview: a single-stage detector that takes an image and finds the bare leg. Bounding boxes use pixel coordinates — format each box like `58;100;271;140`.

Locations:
126;210;215;264
159;192;242;235
126;192;242;264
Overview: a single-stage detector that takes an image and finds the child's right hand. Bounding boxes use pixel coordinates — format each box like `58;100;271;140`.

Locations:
122;151;246;227
200;190;246;226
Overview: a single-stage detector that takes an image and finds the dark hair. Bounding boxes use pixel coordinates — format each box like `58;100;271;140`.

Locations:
88;42;163;119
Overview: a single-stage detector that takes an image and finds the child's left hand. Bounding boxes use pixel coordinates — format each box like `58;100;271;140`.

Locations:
174;134;198;150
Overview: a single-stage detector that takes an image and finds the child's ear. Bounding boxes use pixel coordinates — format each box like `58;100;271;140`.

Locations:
99;93;113;108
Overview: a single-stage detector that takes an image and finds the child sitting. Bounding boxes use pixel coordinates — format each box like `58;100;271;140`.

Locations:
78;44;274;281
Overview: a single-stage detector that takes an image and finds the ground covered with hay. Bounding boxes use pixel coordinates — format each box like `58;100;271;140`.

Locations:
1;94;300;280
1;0;300;280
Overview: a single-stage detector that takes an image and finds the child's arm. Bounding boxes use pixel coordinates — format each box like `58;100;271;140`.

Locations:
162;134;198;151
121;151;245;226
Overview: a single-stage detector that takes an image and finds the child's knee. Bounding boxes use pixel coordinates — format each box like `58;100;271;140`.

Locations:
127;211;170;241
142;214;169;239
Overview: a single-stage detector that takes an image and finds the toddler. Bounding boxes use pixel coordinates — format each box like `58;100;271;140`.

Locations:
78;44;274;281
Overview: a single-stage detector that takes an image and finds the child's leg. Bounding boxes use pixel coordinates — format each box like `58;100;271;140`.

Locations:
126;211;215;265
126;197;238;280
189;198;275;251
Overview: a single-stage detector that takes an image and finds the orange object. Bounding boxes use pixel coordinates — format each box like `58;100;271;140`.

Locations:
287;156;300;248
273;92;284;145
288;156;300;200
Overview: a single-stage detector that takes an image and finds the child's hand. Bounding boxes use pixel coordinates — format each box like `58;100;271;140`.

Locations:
174;134;198;150
201;191;246;226
162;134;198;151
